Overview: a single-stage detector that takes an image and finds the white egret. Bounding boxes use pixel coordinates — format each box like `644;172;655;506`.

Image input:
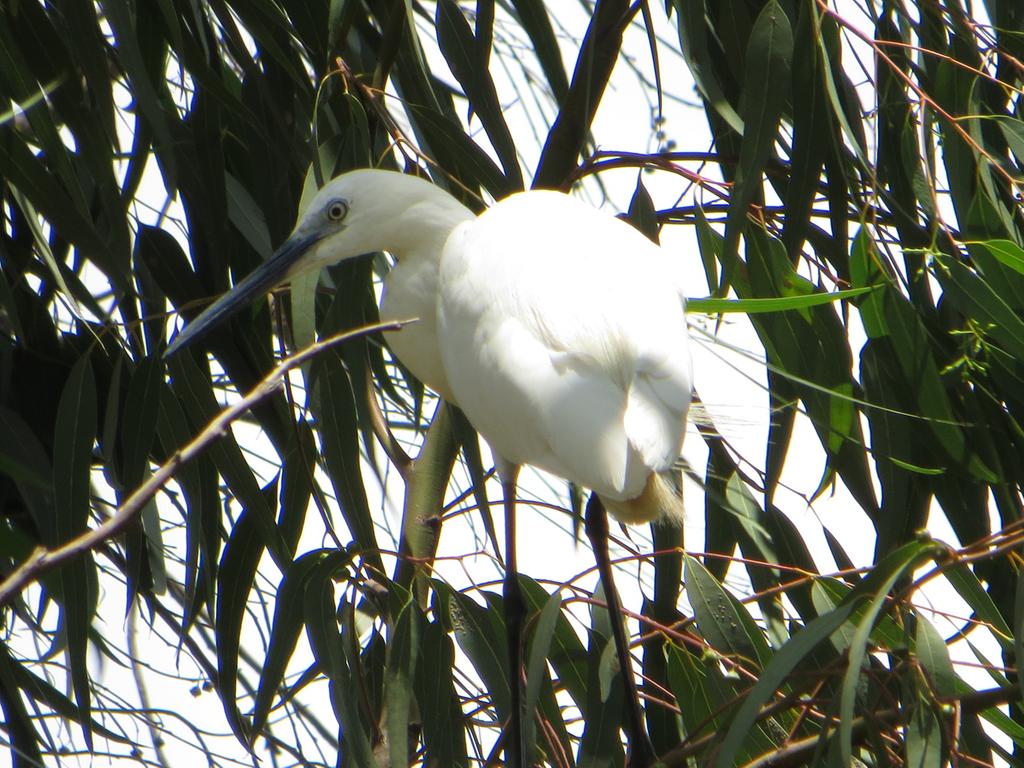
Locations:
165;168;692;767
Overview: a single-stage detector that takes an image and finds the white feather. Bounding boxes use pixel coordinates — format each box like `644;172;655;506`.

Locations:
438;190;692;504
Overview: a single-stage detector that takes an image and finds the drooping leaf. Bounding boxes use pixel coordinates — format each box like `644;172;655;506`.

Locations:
385;586;421;768
215;506;265;744
684;554;770;668
722;0;793;276
51;352;97;746
251;549;352;738
414;618;469;767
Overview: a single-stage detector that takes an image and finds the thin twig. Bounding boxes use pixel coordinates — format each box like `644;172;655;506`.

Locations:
0;320;409;606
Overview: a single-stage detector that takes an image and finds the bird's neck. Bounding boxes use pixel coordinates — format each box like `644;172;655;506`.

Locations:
387;196;475;265
378;192;474;400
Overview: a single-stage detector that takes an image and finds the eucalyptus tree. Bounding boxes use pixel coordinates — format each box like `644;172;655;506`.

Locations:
1;1;1022;766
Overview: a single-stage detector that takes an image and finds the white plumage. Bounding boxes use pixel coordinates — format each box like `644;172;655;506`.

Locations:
166;168;693;521
438;189;691;522
165;167;694;766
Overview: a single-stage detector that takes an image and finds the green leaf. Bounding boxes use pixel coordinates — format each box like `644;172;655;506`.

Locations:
508;0;568;103
167;352;290;565
783;4;829;259
156;384;218;622
714;540;939;768
524;588;562;765
386;590;421;768
943;563;1013;649
414;619;469;766
694;205;721;295
103;0;178;189
120;357;166;602
394;401;458;600
673;0;744;134
0;407;53;528
1016;570;1024;711
308;595;376;764
215;507;264;744
52;352;97;746
645;522;684;753
722;0;793;274
310;354;382;574
915;615;956;698
934;252;1024;362
2;640;129;745
666;642;718;742
579;582;624;768
970;239;1024;277
687;287;874;314
814;13;869;170
225;172;272;258
906;700;943;768
627;174;660;243
251;549;352;738
277;423;316;555
520;577;588;716
436;0;522;189
441;585;514;718
890;458;946;475
684;555;768;668
5;186;100;321
812;577;906;653
0;266;22;343
742;226;877;513
850;229;886;338
0;643;45;768
854;241;996;488
405;104;511;200
837;542;942;765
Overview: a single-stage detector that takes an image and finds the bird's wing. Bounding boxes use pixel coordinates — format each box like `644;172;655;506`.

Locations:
438;191;692;499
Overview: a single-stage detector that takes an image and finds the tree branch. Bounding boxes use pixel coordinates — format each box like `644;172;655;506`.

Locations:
0;320;408;606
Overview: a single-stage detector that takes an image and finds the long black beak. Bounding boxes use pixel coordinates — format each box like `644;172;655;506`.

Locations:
164;232;323;357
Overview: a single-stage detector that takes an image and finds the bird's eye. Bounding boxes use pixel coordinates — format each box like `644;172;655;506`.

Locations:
326;199;349;222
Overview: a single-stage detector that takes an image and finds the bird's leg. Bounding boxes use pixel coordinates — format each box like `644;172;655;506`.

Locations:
501;468;527;768
585;494;656;768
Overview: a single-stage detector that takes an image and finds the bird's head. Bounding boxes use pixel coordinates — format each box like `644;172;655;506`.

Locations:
164;169;468;357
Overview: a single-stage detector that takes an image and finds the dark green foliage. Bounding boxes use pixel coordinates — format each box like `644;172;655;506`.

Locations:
1;1;1022;766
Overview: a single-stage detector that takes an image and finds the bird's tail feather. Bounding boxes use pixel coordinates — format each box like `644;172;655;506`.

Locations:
600;470;684;526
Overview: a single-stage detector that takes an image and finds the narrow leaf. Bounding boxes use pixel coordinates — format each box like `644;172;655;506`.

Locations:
386;593;420;768
251;549;351;737
723;0;793;274
52;353;97;746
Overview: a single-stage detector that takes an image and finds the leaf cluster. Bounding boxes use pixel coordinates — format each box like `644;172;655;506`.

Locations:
1;1;1023;766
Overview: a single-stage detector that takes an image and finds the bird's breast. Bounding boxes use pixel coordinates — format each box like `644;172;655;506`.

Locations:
380;256;454;400
435;194;692;504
